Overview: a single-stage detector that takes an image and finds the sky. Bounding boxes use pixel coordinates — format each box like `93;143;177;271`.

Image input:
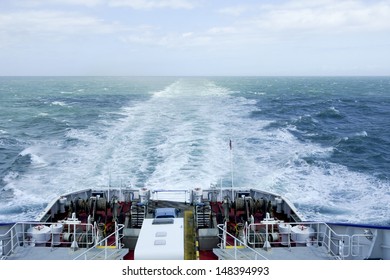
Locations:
0;0;390;76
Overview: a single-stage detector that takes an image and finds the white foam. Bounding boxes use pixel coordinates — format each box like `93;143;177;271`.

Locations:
2;171;19;185
3;78;390;224
19;146;48;168
355;131;368;137
51;101;68;107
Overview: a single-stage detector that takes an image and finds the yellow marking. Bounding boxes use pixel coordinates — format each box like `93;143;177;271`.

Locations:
184;210;196;260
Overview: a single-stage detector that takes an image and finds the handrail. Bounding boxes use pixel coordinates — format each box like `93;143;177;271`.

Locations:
350;233;376;258
152;189;190;203
245;221;354;259
73;223;125;260
319;222;350;259
216;223;268;260
0;221;126;260
214;221;374;260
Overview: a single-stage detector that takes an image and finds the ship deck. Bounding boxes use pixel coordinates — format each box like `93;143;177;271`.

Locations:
6;245;129;260
213;245;336;260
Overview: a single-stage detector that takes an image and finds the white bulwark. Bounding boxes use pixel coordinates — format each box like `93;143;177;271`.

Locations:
134;217;184;260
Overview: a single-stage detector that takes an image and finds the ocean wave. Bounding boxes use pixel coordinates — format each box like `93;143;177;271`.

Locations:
51;101;70;107
355;131;368;137
1;76;389;225
153;79;231;99
18;147;48;168
316;106;345;119
249;91;266;95
2;171;19;185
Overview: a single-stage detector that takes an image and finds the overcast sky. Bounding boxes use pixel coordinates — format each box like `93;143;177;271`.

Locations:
1;0;389;76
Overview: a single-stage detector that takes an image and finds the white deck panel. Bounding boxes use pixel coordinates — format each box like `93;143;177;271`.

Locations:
134;218;184;260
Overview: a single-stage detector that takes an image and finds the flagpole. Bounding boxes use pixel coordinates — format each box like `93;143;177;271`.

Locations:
229;139;234;201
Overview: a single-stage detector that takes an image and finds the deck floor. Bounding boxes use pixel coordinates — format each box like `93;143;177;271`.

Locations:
6;245;129;260
213;245;336;260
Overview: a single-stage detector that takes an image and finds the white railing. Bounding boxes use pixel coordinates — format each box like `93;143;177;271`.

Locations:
350;232;376;258
246;221;351;259
152;189;191;203
73;222;125;260
216;223;268;260
0;221;126;260
215;221;375;260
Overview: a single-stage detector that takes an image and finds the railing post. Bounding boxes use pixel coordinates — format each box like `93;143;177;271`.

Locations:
115;222;119;248
234;238;237;259
104;238;107;260
22;223;25;247
10;228;15;254
223;222;227;249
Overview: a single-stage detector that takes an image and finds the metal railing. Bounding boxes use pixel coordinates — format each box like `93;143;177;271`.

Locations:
246;221;351;259
215;223;268;260
0;220;126;260
152;189;191;203
215;221;375;260
73;222;126;260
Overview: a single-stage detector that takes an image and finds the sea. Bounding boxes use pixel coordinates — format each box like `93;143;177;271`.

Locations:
0;76;389;225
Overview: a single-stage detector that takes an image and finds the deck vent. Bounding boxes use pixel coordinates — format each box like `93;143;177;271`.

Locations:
155;231;167;237
154;239;166;245
152;218;174;225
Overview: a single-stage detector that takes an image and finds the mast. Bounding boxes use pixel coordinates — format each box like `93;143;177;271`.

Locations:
229;139;234;200
108;167;111;201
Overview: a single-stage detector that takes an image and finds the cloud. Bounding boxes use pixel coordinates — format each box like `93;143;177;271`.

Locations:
119;25;161;44
218;5;248;17
207;27;237;35
181;32;193;38
116;0;390;51
246;0;390;33
3;0;389;51
14;0;196;9
1;0;389;76
198;0;390;51
15;0;105;7
120;30;212;49
107;0;196;9
0;10;123;48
